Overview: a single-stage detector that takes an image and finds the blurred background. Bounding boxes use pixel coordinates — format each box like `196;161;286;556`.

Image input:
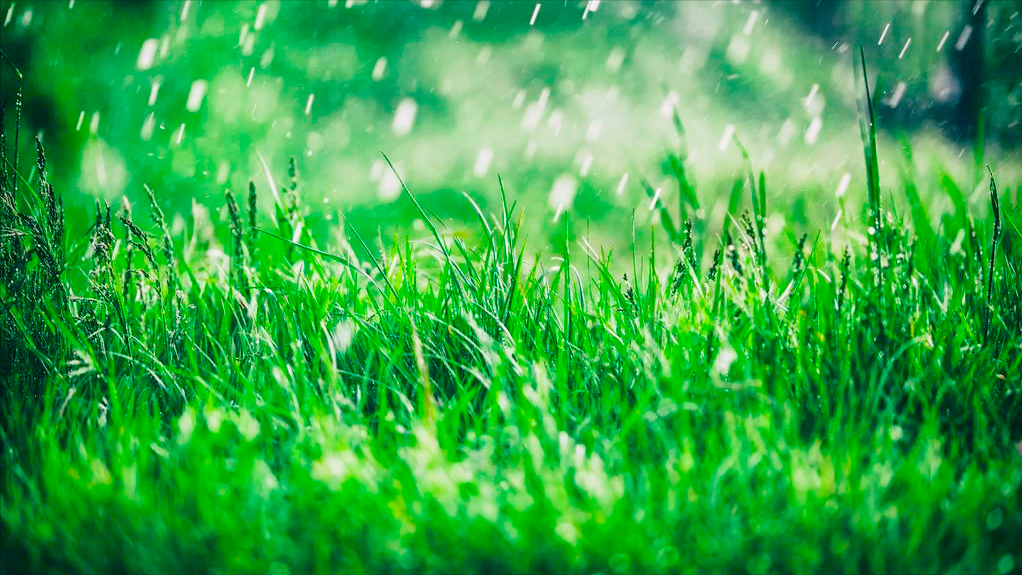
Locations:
1;0;1020;253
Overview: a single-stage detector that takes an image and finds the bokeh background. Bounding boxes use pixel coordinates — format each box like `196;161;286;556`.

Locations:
1;0;1020;253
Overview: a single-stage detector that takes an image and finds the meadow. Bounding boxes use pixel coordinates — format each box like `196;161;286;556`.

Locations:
2;46;1021;573
2;1;1022;573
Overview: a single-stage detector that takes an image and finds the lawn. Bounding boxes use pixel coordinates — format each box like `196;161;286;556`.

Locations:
2;36;1021;575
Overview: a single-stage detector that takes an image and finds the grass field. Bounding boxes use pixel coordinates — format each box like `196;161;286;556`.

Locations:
2;56;1021;574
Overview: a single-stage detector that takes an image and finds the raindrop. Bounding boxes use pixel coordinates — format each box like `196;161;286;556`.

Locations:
473;0;489;22
936;30;951;52
76;111;85;131
954;25;972;51
186;80;208;112
392;98;418;136
718;124;735;151
804;117;823;145
89;112;101;136
140;113;156;140
878;22;891;46
246;68;255;87
549;174;578;211
180;0;191;21
529;3;541;26
898;38;912;59
148;78;161;106
136;38;159;71
254;3;269;30
743;10;759;35
835;172;851;198
606;48;625;72
615;172;629;196
304;94;315;116
174;123;186;146
372;57;387;81
884;82;907;108
578;152;593;177
585;120;602;141
449;20;462;39
473;147;494;177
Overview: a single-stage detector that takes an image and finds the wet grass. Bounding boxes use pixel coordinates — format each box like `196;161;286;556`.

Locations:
2;76;1022;574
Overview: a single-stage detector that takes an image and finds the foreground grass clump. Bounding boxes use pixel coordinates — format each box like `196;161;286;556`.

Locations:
1;119;1021;573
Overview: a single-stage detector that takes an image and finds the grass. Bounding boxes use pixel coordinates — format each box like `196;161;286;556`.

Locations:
2;62;1022;575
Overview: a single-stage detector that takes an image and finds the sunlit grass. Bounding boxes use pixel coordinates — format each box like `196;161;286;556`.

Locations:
2;64;1021;573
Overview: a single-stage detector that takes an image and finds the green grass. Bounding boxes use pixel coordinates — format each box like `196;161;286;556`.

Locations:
2;71;1022;574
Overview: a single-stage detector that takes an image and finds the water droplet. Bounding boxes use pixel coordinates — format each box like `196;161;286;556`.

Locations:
955;25;973;51
186;80;208;112
835;172;852;198
472;0;489;22
878;22;892;46
136;38;159;71
615;172;629;196
140;113;156;140
392;98;418;136
371;57;387;81
898;38;912;59
718;124;735;151
304;94;315;116
548;174;578;211
473;147;494;177
804;117;823;145
529;3;541;26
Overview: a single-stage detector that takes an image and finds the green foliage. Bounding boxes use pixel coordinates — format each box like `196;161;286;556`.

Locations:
2;95;1022;574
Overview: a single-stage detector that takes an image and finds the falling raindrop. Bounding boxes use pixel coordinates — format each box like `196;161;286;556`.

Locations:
835;172;852;198
530;3;541;26
898;38;912;59
304;94;315;116
615;173;629;196
473;147;494;177
718;124;735;151
955;26;973;51
186;80;208;112
136;39;159;71
392;98;418;136
473;0;489;22
372;57;387;81
878;22;891;45
549;174;578;211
